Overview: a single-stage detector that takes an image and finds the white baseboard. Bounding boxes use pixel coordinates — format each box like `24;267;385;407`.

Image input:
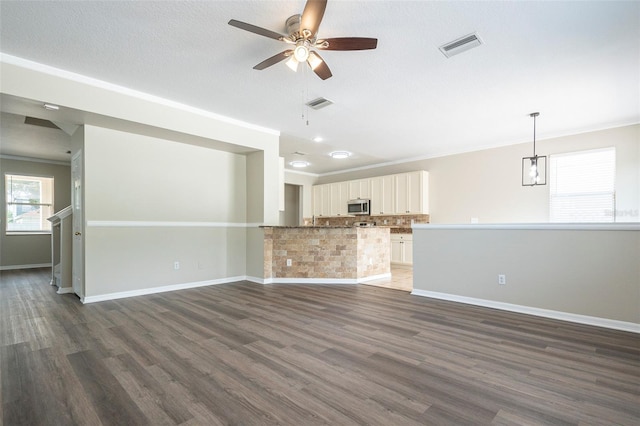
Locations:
81;276;246;304
358;273;392;283
411;289;640;334
246;273;391;285
0;263;51;271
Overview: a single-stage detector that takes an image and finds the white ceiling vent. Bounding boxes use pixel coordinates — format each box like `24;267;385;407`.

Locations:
306;97;333;110
439;33;482;58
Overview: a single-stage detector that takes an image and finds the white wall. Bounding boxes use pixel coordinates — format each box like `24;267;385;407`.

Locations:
83;125;248;298
317;125;639;223
412;224;640;330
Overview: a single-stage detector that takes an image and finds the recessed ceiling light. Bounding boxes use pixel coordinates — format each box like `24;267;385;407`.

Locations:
43;103;59;111
313;136;323;143
289;160;310;168
330;151;351;159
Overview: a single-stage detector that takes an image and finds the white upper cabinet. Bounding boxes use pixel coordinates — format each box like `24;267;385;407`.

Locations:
348;179;371;200
312;184;331;217
312;171;428;217
329;182;350;216
396;171;429;214
370;175;395;215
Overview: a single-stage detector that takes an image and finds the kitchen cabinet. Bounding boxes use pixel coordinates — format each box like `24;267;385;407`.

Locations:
312;184;331;217
370;175;395;215
396;171;429;214
348;178;371;200
390;234;413;265
329;181;350;216
312;170;428;217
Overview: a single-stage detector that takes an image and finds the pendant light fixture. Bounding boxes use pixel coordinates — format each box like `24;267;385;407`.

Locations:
522;112;547;186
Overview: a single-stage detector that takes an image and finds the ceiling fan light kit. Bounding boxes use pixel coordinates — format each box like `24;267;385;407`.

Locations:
228;0;378;80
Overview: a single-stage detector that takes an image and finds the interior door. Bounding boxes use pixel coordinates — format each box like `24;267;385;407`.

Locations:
71;151;84;298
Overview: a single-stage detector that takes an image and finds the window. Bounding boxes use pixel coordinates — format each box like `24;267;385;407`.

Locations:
549;147;615;222
5;174;54;233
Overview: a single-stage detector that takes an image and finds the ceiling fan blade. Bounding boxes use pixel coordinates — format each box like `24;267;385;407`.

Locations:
253;50;293;70
308;51;332;80
300;0;327;38
317;37;378;51
228;19;286;41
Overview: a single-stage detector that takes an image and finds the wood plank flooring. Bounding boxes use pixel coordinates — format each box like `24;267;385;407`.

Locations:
1;268;639;425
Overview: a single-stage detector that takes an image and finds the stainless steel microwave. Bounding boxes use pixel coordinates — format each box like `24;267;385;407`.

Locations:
348;199;371;215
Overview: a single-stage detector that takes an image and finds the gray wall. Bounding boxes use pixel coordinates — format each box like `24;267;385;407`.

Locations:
82;125;249;298
283;183;300;226
412;224;640;327
316;124;639;224
0;158;71;268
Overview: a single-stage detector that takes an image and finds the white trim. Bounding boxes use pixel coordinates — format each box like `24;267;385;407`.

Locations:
0;154;71;166
411;289;640;334
247;273;391;285
56;287;75;295
284;168;319;178
0;53;280;137
81;276;247;304
0;263;51;270
412;223;640;231
261;277;359;285
86;221;262;228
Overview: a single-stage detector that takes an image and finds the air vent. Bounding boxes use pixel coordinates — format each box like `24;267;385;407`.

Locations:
306;97;333;110
439;33;482;58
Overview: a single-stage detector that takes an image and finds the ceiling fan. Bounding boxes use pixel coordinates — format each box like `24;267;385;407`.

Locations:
228;0;377;80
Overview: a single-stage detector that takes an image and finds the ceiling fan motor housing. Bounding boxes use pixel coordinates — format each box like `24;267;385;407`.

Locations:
286;15;303;39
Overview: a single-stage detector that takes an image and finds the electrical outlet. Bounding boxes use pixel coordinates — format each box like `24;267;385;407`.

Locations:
174;261;180;270
286;259;292;267
498;274;506;285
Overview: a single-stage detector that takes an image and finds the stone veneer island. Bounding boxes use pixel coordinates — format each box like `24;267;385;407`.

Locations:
261;226;391;284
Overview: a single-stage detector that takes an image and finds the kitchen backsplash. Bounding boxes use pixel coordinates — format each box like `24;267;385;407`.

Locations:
303;214;429;231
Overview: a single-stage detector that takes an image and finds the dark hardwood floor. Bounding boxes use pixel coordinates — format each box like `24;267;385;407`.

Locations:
1;268;639;425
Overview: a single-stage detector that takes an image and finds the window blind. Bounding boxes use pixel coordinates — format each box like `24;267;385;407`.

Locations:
549;147;615;222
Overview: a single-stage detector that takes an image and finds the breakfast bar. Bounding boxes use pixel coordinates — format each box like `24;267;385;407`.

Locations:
261;226;391;284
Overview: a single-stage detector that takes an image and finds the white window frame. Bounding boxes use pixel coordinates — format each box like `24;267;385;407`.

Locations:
549;147;616;223
5;173;55;234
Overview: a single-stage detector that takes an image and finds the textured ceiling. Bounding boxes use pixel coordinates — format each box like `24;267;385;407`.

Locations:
1;0;638;174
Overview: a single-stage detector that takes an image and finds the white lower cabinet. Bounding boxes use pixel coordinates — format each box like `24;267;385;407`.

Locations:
390;234;413;265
